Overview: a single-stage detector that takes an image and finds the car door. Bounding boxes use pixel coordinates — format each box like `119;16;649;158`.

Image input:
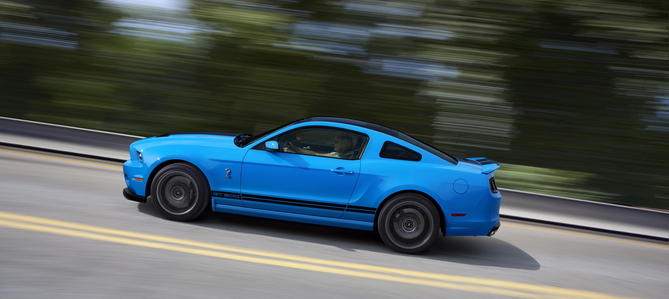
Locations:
240;127;366;218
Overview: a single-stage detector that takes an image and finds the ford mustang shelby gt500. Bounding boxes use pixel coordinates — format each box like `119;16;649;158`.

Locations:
123;117;501;253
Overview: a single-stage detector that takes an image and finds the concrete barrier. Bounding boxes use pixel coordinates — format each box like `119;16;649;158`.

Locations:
1;116;667;242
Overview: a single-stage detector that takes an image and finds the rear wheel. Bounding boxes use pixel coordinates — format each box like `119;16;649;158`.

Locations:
151;163;210;221
377;193;440;254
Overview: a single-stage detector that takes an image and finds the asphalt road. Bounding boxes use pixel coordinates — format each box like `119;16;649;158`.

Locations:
0;147;667;299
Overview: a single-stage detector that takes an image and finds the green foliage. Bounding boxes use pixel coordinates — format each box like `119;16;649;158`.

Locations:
495;164;612;201
0;0;667;209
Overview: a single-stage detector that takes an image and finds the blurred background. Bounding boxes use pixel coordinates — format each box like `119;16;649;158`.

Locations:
0;0;667;209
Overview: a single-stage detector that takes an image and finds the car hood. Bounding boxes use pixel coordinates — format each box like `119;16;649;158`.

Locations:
131;132;242;150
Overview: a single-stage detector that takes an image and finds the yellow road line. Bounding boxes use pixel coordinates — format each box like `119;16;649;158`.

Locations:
1;148;664;250
0;149;122;169
0;212;638;299
502;223;669;249
0;149;660;297
0;219;547;299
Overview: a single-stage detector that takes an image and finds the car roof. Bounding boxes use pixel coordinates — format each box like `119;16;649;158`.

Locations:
295;117;402;137
295;117;458;164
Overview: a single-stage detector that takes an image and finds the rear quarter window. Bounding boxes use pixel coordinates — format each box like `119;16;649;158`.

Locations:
379;141;422;162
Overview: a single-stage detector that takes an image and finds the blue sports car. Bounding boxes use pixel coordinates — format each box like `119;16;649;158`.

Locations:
123;117;501;253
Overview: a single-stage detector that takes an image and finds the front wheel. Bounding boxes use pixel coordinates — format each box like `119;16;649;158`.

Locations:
377;193;440;254
151;163;210;221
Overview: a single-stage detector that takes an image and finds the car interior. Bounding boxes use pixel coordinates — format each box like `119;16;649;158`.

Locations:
275;128;368;160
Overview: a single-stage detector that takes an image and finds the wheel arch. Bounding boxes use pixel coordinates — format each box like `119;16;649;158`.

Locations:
373;190;446;236
145;159;205;199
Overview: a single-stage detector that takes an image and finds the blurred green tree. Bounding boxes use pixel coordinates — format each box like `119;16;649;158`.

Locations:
500;0;669;207
0;0;667;208
188;0;437;136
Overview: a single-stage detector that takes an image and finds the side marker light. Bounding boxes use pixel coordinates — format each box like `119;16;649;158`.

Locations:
451;213;467;217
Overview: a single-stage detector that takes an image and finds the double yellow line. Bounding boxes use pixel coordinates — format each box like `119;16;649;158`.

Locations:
0;211;637;299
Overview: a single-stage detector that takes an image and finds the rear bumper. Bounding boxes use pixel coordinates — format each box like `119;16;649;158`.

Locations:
445;191;502;236
488;222;501;236
123;188;146;203
445;218;501;236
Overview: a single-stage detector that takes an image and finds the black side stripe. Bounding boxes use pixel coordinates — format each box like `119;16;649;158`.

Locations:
242;194;347;211
345;205;377;214
217;193;378;214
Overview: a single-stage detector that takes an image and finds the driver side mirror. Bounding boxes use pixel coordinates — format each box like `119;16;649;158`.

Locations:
265;141;279;151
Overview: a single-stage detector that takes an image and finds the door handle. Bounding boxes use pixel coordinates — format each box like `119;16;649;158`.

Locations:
331;168;354;175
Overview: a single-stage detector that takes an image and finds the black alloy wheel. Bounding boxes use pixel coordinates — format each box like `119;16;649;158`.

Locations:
151;163;210;221
377;193;440;254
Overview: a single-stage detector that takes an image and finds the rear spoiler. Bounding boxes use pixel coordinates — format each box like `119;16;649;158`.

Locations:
466;157;500;174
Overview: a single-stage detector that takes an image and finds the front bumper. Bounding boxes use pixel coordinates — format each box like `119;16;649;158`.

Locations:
123;158;148;196
123;187;146;203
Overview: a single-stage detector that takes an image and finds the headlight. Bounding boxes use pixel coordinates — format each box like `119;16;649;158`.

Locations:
136;151;143;163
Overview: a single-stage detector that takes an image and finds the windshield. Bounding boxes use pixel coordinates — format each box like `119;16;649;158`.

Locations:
235;119;303;147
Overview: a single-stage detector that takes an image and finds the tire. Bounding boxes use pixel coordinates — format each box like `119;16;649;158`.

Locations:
151;163;210;221
377;193;440;254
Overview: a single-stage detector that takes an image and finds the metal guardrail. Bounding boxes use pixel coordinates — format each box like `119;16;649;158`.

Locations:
1;116;667;242
0;116;138;162
500;189;668;242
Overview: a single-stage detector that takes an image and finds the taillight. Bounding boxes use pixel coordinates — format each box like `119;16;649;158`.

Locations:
489;177;498;193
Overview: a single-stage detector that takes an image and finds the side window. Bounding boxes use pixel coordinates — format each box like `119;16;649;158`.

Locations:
271;127;368;160
379;141;422;161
